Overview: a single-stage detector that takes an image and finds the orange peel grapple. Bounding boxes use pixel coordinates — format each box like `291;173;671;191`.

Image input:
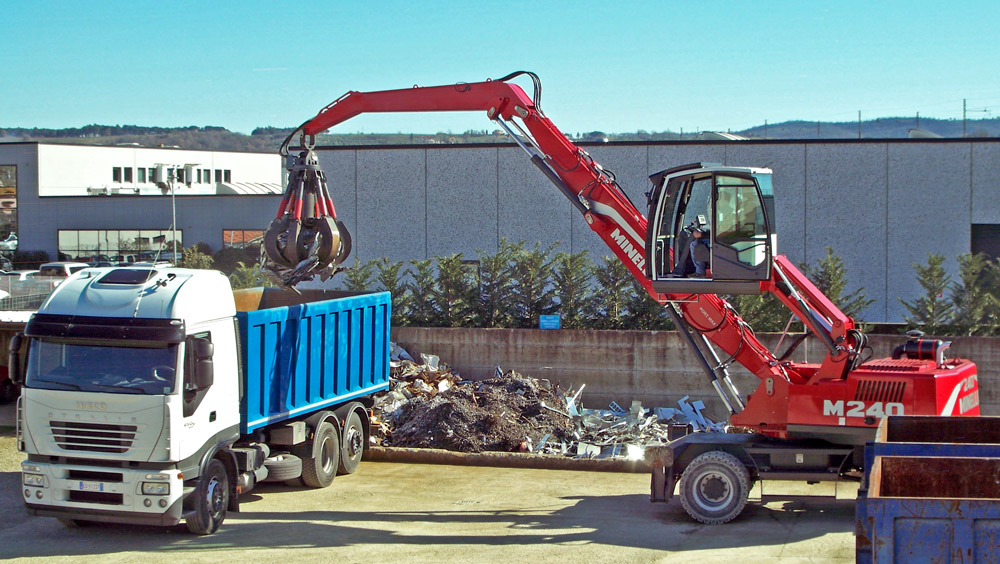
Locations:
263;134;351;285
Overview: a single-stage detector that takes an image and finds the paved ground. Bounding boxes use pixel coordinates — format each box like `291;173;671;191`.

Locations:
0;398;858;564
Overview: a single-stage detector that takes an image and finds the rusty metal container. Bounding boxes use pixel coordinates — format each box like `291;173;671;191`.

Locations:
856;416;1000;563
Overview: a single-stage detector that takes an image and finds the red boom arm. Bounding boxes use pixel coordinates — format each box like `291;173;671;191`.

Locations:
284;73;878;421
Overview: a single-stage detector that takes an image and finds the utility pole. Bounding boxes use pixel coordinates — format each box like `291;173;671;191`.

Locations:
858;111;862;139
963;99;966;138
764;120;767;139
916;112;920;129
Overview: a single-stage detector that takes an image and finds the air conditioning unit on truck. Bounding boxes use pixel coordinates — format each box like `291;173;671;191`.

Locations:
9;266;390;534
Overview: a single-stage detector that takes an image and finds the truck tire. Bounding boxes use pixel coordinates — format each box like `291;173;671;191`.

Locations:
262;453;302;482
679;450;751;525
186;459;229;535
338;410;364;475
302;421;339;488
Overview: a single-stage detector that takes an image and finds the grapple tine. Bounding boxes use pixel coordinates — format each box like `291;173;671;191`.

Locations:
263;216;296;268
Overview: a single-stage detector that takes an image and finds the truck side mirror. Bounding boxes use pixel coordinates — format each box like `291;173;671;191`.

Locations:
192;337;214;390
8;333;23;386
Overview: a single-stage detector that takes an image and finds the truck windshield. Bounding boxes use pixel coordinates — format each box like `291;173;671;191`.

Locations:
25;340;179;395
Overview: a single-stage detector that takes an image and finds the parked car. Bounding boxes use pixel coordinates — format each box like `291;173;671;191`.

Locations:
37;262;90;277
0;233;17;251
1;270;39;281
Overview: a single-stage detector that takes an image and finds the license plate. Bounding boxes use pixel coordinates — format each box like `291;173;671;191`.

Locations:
78;481;105;492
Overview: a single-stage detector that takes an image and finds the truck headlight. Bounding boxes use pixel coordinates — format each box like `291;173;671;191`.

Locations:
142;482;170;495
23;474;45;487
22;464;41;473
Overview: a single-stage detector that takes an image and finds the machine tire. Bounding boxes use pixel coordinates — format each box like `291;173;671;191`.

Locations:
186;459;229;535
262;453;302;482
679;450;750;525
338;410;364;475
301;421;339;488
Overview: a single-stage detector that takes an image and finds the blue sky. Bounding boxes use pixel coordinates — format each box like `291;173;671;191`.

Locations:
3;1;998;135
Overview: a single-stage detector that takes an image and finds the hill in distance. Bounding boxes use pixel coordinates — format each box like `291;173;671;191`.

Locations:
2;117;998;152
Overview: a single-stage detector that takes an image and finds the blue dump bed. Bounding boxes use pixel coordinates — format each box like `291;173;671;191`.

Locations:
234;288;391;434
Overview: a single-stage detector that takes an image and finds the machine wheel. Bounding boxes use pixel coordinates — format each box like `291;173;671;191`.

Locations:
186;459;229;535
302;421;339;488
262;453;302;482
679;450;750;525
338;410;364;475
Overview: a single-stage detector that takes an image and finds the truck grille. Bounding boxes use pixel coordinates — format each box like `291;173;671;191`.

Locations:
50;421;137;454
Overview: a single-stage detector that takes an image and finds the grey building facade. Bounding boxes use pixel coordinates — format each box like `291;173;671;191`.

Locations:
313;138;1000;323
3;139;998;322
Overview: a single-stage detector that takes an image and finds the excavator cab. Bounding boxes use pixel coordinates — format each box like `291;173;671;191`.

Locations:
645;163;776;295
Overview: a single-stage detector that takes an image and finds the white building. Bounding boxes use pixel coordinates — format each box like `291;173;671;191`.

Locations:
0;142;282;263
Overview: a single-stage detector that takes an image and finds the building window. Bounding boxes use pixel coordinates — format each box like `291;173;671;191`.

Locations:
138;168;146;183
215;169;223;183
57;229;182;264
124;167;133;183
112;167;122;183
0;164;17;244
222;230;264;249
203;169;211;183
176;168;185;183
149;167;158;183
972;224;1000;261
224;170;232;183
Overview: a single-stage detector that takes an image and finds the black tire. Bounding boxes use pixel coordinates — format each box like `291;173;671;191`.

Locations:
679;451;751;525
186;459;229;535
338;410;365;475
0;379;18;403
262;453;302;482
302;421;339;488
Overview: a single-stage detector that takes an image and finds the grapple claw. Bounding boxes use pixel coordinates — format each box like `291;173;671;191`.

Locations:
262;143;352;286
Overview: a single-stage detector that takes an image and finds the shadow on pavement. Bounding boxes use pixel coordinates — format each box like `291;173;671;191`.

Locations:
0;485;856;558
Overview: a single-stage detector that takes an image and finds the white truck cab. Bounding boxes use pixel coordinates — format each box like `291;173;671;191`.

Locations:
15;266;241;530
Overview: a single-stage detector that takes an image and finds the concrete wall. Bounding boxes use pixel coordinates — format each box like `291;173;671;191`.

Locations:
316;139;999;323
393;327;999;422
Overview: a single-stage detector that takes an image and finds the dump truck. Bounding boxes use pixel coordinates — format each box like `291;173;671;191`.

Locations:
10;265;390;534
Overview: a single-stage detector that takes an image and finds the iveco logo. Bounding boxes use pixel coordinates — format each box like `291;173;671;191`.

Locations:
76;401;108;411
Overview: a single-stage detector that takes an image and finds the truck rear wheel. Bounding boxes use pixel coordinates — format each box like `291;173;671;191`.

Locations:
339;410;364;475
679;450;750;524
186;459;229;535
302;421;339;488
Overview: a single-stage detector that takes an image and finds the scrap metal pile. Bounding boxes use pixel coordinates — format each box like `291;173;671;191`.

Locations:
372;345;724;459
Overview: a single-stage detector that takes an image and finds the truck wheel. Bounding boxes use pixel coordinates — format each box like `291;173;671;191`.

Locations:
339;410;364;475
186;459;229;535
262;453;302;482
679;450;750;524
302;421;339;488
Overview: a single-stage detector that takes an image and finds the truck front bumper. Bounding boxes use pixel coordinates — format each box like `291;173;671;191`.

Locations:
21;460;185;526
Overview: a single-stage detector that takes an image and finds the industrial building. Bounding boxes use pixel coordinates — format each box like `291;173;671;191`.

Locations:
0;142;281;263
1;138;998;322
